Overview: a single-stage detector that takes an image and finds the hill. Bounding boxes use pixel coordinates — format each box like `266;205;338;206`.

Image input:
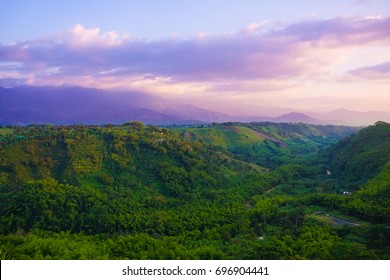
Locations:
0;123;271;195
312;122;390;226
273;112;320;124
0;122;388;260
326;121;390;183
178;122;359;168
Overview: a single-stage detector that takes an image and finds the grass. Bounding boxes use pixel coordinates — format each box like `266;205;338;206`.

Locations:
0;128;14;137
180;125;265;148
307;214;334;225
0;247;12;260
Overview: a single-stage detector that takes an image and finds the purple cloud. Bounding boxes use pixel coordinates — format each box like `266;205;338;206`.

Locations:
275;16;390;44
0;17;389;88
348;61;390;79
354;0;373;5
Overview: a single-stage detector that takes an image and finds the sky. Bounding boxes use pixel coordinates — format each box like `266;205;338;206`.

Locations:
1;0;390;116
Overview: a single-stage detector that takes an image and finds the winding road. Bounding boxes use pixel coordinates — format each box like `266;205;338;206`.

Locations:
321;213;360;226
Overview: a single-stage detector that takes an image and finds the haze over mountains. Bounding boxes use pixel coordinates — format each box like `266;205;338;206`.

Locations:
1;86;389;126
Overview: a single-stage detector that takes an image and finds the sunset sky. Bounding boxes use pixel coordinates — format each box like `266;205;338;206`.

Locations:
1;0;389;116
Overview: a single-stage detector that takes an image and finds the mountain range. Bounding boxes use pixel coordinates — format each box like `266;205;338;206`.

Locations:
1;86;389;126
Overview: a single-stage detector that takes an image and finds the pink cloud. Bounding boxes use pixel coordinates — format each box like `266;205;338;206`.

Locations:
0;16;389;89
275;16;390;46
354;0;373;5
69;24;121;47
348;61;390;79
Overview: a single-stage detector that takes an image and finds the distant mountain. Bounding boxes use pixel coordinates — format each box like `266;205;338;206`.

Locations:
308;108;390;126
269;110;390;126
137;100;231;123
0;86;181;125
1;86;389;126
244;109;390;126
241;112;320;124
273;112;320;124
0;86;226;125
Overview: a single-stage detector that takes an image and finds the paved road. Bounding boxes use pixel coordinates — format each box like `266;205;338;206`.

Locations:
324;214;359;226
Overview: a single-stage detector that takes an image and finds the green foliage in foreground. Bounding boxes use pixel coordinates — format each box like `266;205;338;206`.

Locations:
0;122;389;259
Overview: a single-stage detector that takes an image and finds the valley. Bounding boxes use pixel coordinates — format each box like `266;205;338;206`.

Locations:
0;121;389;259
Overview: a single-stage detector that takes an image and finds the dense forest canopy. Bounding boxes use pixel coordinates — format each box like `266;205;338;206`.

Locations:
0;121;389;260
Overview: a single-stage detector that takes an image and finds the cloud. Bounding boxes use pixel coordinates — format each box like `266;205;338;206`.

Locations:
354;0;373;5
274;16;390;45
0;16;389;93
0;77;28;87
348;61;390;79
70;24;119;46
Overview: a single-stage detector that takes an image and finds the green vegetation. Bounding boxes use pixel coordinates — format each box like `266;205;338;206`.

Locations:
0;122;389;259
327;121;390;185
0;128;14;137
178;122;358;168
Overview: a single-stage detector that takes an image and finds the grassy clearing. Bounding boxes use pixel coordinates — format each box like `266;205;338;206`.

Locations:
0;128;14;137
180;125;265;148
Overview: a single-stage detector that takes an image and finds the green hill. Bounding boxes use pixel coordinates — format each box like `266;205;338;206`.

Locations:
0;122;388;260
315;121;390;226
327;121;390;183
178;122;359;168
0;123;272;198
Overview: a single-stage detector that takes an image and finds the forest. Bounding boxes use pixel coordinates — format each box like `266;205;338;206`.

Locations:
0;121;389;259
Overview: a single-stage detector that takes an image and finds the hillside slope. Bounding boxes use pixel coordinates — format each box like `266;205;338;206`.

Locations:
0;122;388;260
327;121;390;183
178;122;360;168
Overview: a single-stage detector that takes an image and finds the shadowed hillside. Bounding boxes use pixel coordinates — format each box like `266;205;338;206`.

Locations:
327;121;390;183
